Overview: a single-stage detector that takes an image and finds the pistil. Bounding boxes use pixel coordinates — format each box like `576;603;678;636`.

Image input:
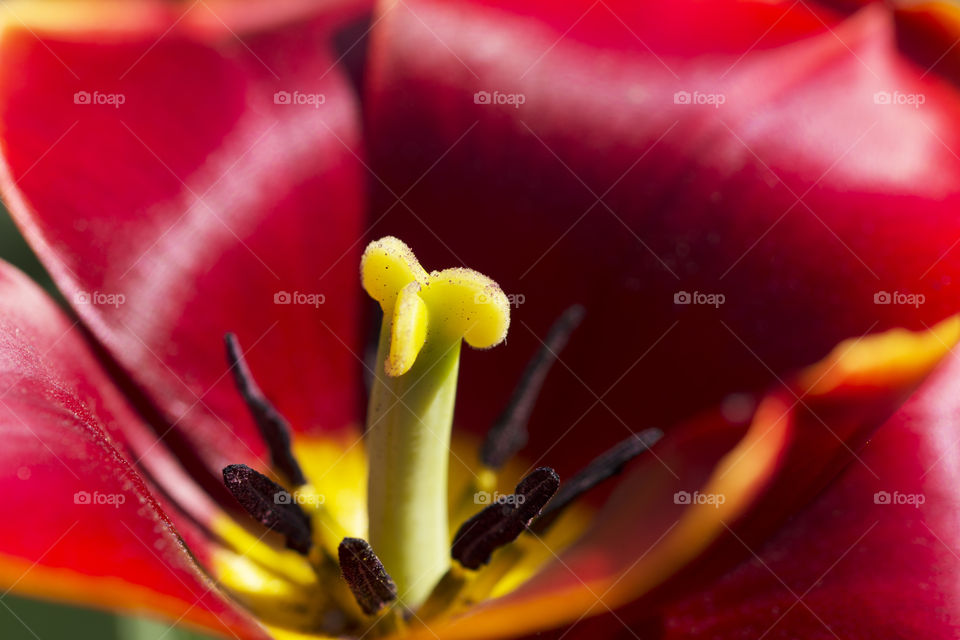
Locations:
361;237;510;607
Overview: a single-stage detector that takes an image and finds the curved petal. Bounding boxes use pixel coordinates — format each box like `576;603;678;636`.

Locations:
0;258;267;639
655;338;960;638
365;0;960;473
0;0;370;38
0;0;369;477
414;318;960;639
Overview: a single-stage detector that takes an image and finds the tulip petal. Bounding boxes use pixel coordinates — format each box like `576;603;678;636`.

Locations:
656;342;960;638
415;318;959;639
365;0;960;475
0;258;267;639
0;1;369;476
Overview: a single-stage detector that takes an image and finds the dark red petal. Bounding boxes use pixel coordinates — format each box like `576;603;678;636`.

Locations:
0;3;369;477
656;345;960;639
428;319;958;638
0;258;266;638
365;0;960;474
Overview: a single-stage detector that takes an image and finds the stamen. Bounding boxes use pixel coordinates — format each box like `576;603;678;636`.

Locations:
531;428;663;533
222;464;312;554
224;332;306;487
481;306;585;469
451;467;559;570
338;538;398;616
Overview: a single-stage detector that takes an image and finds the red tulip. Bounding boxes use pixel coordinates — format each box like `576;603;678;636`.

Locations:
0;0;959;638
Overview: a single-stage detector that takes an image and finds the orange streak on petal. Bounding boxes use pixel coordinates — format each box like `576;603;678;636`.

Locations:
799;315;960;395
0;551;249;638
0;0;368;40
605;394;793;605
0;1;170;38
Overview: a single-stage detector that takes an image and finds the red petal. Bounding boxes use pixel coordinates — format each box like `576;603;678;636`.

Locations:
365;0;960;473
428;319;959;638
657;345;960;638
0;258;267;639
0;2;369;476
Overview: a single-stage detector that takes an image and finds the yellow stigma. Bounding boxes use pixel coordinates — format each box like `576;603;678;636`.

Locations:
361;236;511;377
